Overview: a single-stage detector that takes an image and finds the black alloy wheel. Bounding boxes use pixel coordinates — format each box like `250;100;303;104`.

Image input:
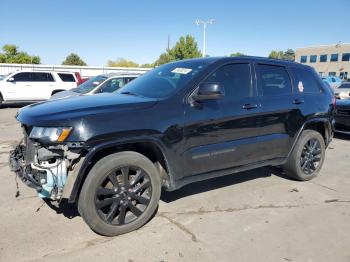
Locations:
78;151;161;236
95;166;152;225
300;138;322;175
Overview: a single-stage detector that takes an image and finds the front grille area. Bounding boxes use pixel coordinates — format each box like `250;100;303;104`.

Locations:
337;109;350;116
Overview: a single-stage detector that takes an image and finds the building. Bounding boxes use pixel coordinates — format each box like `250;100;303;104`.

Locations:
295;43;350;80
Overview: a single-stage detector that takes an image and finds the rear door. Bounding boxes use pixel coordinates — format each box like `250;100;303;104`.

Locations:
255;63;300;161
57;73;77;90
26;72;56;100
183;62;261;177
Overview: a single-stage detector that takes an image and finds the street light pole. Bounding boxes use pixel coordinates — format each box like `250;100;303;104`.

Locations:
195;19;214;57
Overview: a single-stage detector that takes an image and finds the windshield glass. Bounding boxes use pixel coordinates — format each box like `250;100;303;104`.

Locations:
72;75;108;94
116;60;213;98
0;73;10;81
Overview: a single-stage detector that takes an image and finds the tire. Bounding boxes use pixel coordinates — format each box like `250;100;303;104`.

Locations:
283;130;325;181
78;151;161;236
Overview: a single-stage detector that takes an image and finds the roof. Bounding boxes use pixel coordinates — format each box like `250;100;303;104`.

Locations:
171;56;306;68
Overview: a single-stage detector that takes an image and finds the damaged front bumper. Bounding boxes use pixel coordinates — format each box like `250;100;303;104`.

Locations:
9;136;84;201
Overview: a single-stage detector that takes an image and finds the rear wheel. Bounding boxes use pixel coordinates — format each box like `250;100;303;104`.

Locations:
283;130;325;181
78;151;161;236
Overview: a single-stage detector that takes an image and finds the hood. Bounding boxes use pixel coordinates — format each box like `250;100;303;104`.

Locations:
17;93;158;126
50;90;80;100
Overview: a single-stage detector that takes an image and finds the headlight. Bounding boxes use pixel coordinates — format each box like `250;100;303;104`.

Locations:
29;127;72;143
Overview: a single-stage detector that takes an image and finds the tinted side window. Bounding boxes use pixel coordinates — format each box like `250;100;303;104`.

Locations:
125;77;137;84
257;65;292;96
13;72;31;82
31;73;54;82
99;78;124;93
202;63;253;100
58;73;75;82
291;67;320;94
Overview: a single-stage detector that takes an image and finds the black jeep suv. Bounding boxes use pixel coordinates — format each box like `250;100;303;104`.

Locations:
9;57;334;236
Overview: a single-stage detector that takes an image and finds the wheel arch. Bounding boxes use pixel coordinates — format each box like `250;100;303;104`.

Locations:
67;138;172;203
287;118;332;159
51;89;66;96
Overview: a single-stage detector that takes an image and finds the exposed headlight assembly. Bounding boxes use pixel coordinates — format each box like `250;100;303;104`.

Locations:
29;127;72;143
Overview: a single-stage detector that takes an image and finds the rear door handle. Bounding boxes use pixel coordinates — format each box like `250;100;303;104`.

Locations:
242;103;258;110
293;99;304;105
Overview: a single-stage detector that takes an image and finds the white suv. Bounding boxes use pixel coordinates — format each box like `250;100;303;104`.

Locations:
0;70;80;105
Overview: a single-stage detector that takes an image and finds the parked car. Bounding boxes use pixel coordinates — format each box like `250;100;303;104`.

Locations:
0;70;82;106
334;98;350;134
50;73;141;100
333;82;350;99
321;76;342;89
9;57;334;236
0;74;7;81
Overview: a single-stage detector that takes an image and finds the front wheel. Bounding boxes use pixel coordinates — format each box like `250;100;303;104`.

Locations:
283;130;326;181
78;151;161;236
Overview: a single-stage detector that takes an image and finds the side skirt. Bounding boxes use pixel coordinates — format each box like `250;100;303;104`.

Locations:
167;157;286;191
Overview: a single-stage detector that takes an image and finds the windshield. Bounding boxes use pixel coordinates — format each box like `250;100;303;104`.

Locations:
116;60;213;98
72;75;108;94
0;73;10;81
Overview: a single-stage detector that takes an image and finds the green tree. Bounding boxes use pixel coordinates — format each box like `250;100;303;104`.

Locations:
154;52;172;66
230;52;246;57
268;49;295;61
268;50;285;60
0;44;41;64
283;48;295;61
168;35;202;60
107;58;139;67
62;53;87;66
154;35;202;66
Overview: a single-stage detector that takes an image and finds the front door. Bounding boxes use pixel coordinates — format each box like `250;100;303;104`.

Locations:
183;63;261;177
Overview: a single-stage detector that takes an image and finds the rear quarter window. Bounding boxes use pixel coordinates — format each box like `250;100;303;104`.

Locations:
290;67;321;94
257;64;292;96
58;73;75;82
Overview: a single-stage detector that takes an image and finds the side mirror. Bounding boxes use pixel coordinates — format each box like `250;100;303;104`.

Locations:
193;82;225;102
7;77;14;82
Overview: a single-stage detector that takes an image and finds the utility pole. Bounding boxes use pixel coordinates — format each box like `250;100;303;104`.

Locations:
195;19;215;57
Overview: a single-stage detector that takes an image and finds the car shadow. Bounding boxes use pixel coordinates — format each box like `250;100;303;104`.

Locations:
44;198;80;219
42;167;289;217
161;167;287;203
0;102;33;108
334;133;350;141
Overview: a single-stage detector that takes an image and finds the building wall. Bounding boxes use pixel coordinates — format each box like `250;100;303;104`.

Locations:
295;43;350;80
0;63;150;77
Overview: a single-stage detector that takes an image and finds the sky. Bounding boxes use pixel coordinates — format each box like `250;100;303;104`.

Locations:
0;0;349;66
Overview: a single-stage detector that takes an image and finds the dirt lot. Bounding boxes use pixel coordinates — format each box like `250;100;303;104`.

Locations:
0;107;349;262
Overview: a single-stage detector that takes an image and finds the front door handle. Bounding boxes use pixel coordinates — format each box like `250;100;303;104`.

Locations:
242;103;258;110
293;99;304;105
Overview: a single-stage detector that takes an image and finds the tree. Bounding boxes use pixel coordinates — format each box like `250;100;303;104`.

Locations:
230;52;246;57
154;52;172;66
0;44;41;64
107;58;139;67
168;35;202;60
62;53;87;66
268;49;295;61
283;48;295;61
154;35;202;66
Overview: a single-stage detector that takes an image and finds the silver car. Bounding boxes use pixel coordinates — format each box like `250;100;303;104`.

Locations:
50;73;142;100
